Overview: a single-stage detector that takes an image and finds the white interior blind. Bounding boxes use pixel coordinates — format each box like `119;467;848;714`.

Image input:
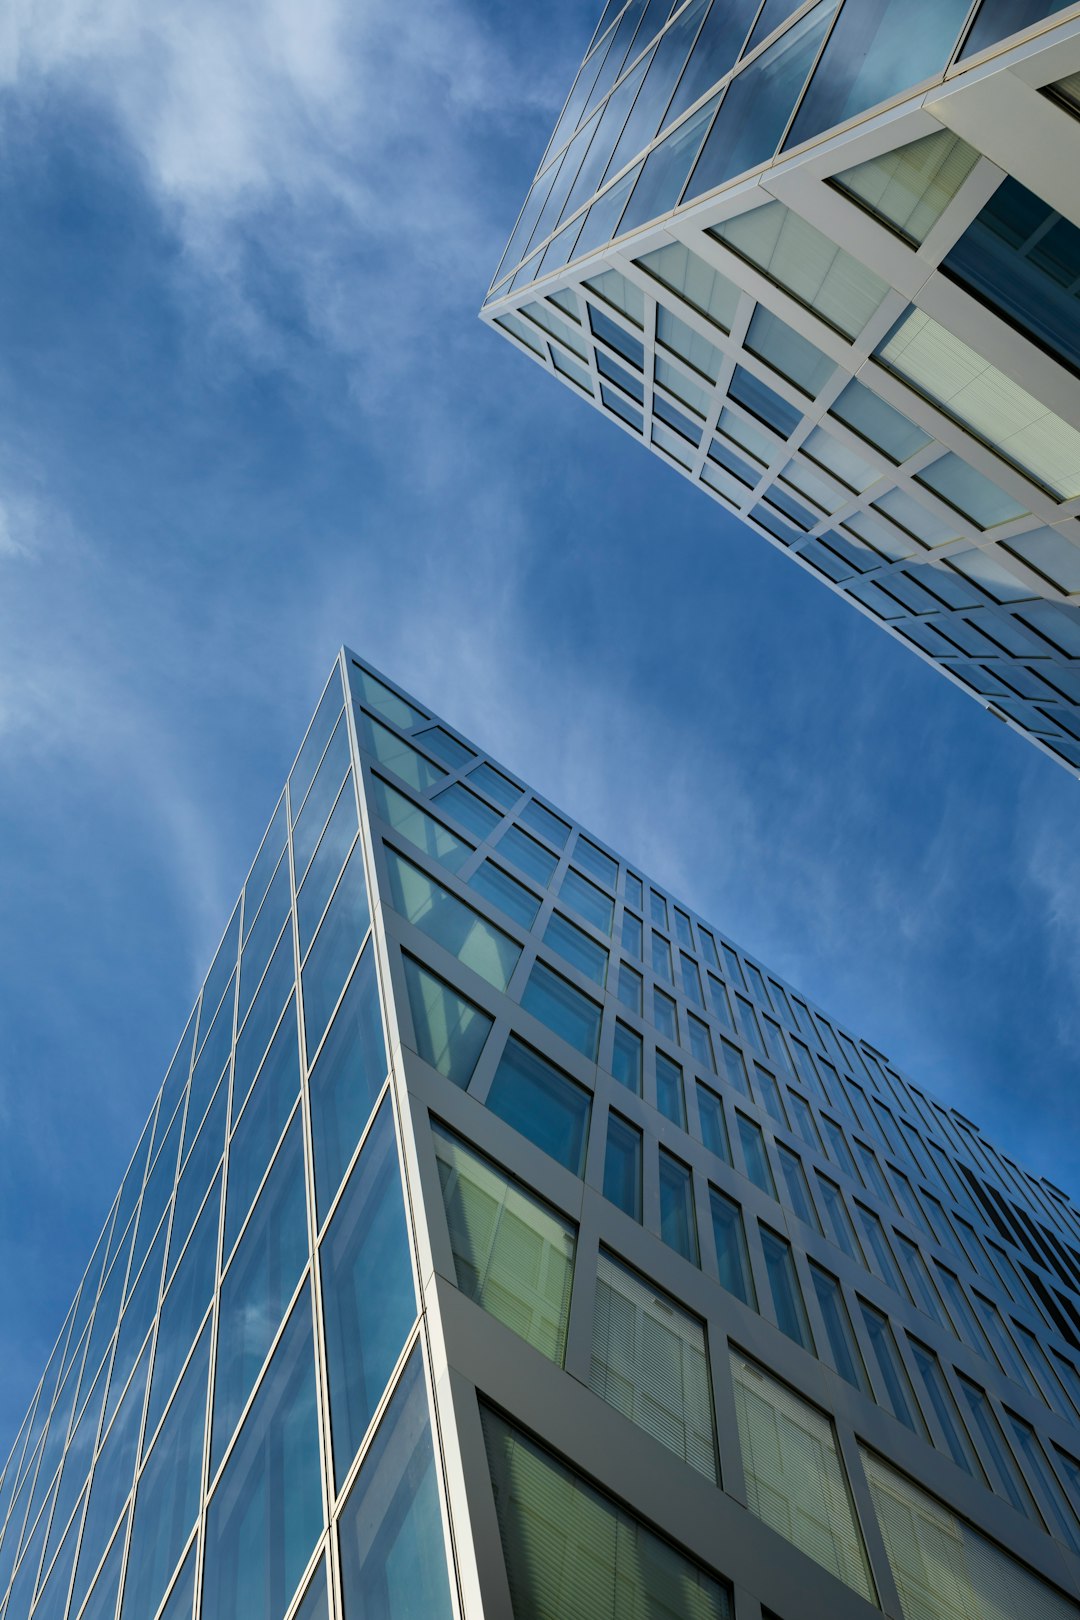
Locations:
834;129;980;246
590;1251;717;1482
862;1448;1079;1620
636;240;741;333
433;1128;574;1364
482;1408;732;1620
731;1352;875;1603
710;200;889;338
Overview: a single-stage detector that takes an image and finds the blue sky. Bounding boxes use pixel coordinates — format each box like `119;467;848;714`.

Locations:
1;0;1079;1455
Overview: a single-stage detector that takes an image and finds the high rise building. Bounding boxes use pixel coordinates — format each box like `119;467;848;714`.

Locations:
2;648;1080;1620
483;1;1080;779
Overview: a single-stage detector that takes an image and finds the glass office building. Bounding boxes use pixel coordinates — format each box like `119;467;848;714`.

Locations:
484;0;1080;778
3;648;1080;1620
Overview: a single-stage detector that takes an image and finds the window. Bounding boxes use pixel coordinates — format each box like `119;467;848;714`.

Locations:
680;951;704;1006
486;1039;591;1176
833;128;979;245
651;929;673;982
745;306;835;397
611;1022;643;1094
957;1378;1035;1518
908;1339;979;1475
434;1127;575;1363
522;960;601;1060
468;860;540;929
591;1252;717;1480
414;725;473;768
604;1114;643;1221
708;974;734;1031
202;1298;322;1620
789;1092;823;1152
370;775;471;875
829;378;930;463
321;1100;416;1485
481;1409;733;1620
120;1325;209;1620
621;909;644;958
778;1147;820;1233
862;1449;1075;1620
710;1190;756;1306
468;760;521;810
637;239;741;333
544;911;608;986
710;197;888;338
688;1013;715;1072
730;1354;874;1602
856;1206;905;1295
877;308;1080;500
760;1227;814;1350
402;955;493;1088
302;842;371;1054
653;988;678;1041
212;1117;308;1468
655;1052;686;1128
738;1115;775;1196
753;1066;788;1129
309;945;386;1220
348;665;424;731
433;782;501;840
574;836;618;889
617;961;642;1012
1005;1413;1080;1555
720;1038;749;1097
355;712;445;793
521;801;571;850
659;1150;699;1264
810;1266;869;1393
497;823;558;884
338;1349;455;1620
697;1084;730;1162
383;847;520;992
560;867;615;934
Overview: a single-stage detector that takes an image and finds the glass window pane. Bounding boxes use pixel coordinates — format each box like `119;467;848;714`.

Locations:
574;837;618;889
909;1339;978;1475
70;1341;151;1619
521;961;601;1060
789;0;970;149
862;1448;1073;1620
710;1190;755;1306
234;924;295;1115
434;1127;575;1363
384;847;520;992
169;1081;227;1278
520;799;570;849
591;1252;716;1480
120;1323;209;1620
211;1116;308;1468
309;944;387;1221
688;1;839;197
338;1348;454;1620
245;799;287;932
485;1039;592;1176
738;1116;774;1196
833;128;979;246
617;962;643;1013
226;1003;301;1253
859;1301;924;1435
292;713;351;882
659;1151;698;1264
348;665;426;731
544;912;608;986
481;1408;732;1620
201;1297;323;1620
877;307;1080;499
354;711;445;793
322;1098;416;1489
369;776;471;875
745;306;835;396
468;861;540;929
736;1366;877;1609
611;1022;643;1093
656;1053;686;1128
830;377;931;463
810;1266;868;1394
468;761;521;810
496;822;559;885
291;674;344;809
145;1175;219;1444
297;788;358;958
433;781;501;840
302;840;370;1055
760;1227;813;1350
559;867;614;934
604;1114;643;1221
402;954;493;1088
414;726;474;769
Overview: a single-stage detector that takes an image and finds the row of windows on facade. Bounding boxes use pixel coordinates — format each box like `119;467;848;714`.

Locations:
523;0;1060;275
346;654;1079;1256
434;1121;1080;1619
365;726;1080;1346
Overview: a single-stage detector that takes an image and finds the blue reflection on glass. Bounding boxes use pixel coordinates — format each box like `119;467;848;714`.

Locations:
321;1098;416;1489
302;838;371;1056
309;944;387;1222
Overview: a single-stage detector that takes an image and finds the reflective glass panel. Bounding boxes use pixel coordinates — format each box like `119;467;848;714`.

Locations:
402;954;493;1088
309;944;386;1221
384;847;520;992
302;840;370;1055
485;1039;591;1175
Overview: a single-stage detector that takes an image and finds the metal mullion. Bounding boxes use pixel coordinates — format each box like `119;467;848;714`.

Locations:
326;1318;423;1515
311;1076;392;1250
289;704;346;833
294;768;352;900
234;911;293;1048
228;988;299;1145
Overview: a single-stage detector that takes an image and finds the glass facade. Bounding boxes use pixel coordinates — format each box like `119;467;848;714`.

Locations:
4;649;1080;1619
486;1;1080;779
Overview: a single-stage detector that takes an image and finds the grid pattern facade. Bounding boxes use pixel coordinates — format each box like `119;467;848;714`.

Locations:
483;0;1080;777
3;650;1080;1620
